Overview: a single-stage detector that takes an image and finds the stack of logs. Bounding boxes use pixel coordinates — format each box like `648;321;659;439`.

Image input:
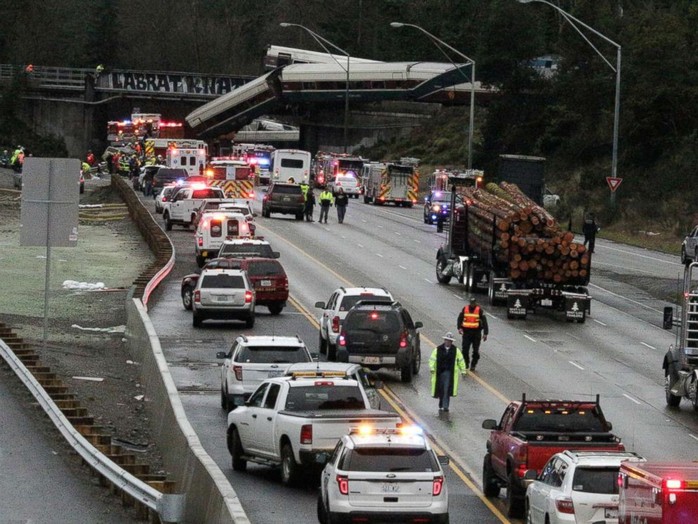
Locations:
459;182;589;284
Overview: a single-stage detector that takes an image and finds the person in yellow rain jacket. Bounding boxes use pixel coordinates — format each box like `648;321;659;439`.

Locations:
429;332;467;413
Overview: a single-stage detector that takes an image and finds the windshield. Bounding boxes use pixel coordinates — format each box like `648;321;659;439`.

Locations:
431;192;452;203
220;244;274;258
341;447;438;473
513;407;606;433
200;274;245;289
246;261;284;277
236;346;309;364
284;385;364;411
339;295;390;312
273;185;302;194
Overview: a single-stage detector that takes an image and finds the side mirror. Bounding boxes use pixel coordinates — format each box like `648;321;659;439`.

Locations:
415;321;423;329
482;419;498;430
315;301;326;309
216;351;228;359
524;470;538;481
437;455;450;466
606;421;613;431
272;251;280;259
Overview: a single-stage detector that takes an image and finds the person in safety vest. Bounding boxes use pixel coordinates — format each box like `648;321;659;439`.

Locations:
299;182;309;200
457;297;489;372
429;332;467;413
318;188;334;224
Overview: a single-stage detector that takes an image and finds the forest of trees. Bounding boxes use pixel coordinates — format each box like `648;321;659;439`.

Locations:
1;1;696;231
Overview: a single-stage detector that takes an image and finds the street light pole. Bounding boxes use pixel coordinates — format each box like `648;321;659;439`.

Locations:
518;0;622;203
279;23;351;153
390;22;476;169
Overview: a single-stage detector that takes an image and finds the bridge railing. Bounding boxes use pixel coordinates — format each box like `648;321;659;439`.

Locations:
0;64;90;91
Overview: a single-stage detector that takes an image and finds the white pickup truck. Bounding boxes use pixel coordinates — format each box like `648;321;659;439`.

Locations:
162;185;225;230
226;375;401;485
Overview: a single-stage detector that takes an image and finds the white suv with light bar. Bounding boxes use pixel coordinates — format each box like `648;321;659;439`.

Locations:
318;425;450;524
195;210;252;267
216;335;312;411
315;287;393;361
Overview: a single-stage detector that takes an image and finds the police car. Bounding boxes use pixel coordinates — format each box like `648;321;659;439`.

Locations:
318;425;450;524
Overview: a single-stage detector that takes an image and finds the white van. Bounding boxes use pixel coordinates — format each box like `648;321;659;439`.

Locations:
270;149;311;184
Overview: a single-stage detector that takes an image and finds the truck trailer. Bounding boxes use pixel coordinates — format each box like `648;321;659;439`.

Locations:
435;172;591;321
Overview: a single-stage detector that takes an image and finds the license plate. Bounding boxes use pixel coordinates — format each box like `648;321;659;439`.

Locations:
216;295;232;302
382;482;400;493
541;298;553;306
268;370;284;378
362;356;381;364
260;280;272;287
282;197;290;202
605;509;618;519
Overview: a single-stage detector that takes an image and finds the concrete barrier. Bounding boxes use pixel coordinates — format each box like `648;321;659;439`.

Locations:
126;298;250;524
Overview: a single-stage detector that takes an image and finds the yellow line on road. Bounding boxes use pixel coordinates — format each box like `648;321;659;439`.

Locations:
379;386;511;524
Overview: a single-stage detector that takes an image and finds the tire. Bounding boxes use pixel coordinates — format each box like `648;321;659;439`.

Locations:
221;385;228;411
482;454;500;497
317;495;328;524
280;444;298;486
193;313;203;328
182;287;193;310
665;372;681;407
506;472;525;518
164;213;172;231
693;379;698;412
401;360;414;383
435;258;452;285
525;499;534;524
412;347;421;375
319;332;327;354
268;303;284;315
230;428;247;472
295;212;304;221
245;315;255;329
327;343;337;362
155;205;162;214
195;255;206;268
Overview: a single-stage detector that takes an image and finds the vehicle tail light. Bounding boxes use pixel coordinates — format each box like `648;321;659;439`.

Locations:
233;365;242;381
555;497;575;514
197;237;203;247
162;196;168;202
336;474;349;495
517;463;528;479
300;424;312;445
331;316;340;333
194;290;201;303
665;479;684;490
432;476;444;496
338;332;346;347
282;277;289;290
399;332;408;348
244;290;253;303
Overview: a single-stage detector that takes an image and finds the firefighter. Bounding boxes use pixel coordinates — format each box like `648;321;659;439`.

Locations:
304;188;316;222
429;332;467;413
457;297;489;372
318;188;334;224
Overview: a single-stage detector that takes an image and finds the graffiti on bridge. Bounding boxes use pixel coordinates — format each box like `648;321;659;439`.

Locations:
104;72;249;96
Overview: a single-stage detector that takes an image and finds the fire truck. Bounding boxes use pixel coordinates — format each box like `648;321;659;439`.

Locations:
662;262;698;410
362;161;419;207
232;143;274;184
107;113;184;145
205;158;255;199
619;462;698;523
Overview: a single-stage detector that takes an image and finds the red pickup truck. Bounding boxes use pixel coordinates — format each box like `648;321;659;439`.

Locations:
481;394;625;518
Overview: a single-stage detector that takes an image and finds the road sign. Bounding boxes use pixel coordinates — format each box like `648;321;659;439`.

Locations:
606;176;623;192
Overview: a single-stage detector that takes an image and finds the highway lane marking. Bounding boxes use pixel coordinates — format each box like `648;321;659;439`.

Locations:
593;319;607;326
376;253;384;258
357;243;364;248
379;386;511;524
689;434;698;442
524;334;537;343
588;283;664;314
399;265;407;270
592;261;669;277
623;393;642;405
641;342;656;350
377;225;383;229
452;293;461;299
414;239;421;243
395;232;402;236
424;278;434;284
569;361;585;371
598;244;683;267
567;332;581;340
361;219;367;223
288;295;320;328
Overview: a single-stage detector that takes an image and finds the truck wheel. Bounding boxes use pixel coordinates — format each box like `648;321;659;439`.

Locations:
435;258;452;285
317;495;328;524
182;287;193;310
268;303;284;316
482;454;500;497
230;428;247;472
319;332;327;355
665;373;682;407
506;472;525;518
681;247;689;265
400;361;413;383
280;444;299;486
245;315;255;329
221;384;230;412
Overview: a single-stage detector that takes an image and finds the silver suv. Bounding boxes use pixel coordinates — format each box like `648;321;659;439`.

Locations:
315;287;393;361
192;269;255;328
682;225;698;265
318;426;450;524
216;335;312;411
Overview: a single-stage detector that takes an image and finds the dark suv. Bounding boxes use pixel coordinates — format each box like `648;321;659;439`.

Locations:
262;182;305;220
336;300;423;383
152;167;188;194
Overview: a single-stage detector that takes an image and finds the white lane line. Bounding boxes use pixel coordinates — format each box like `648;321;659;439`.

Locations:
377;225;383;229
569;361;585;371
399;265;407;270
623;393;642;405
641;342;656;350
424;278;434;284
413;239;421;243
524;335;537;343
361;219;367;223
376;253;384;258
341;235;346;239
567;332;581;340
452;293;462;299
488;313;500;320
395;232;402;236
588;283;664;314
689;434;698;442
593;319;607;326
601;244;683;267
357;243;364;248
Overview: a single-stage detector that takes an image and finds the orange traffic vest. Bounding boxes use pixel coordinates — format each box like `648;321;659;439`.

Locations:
461;305;480;329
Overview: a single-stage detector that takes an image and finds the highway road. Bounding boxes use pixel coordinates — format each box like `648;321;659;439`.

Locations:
141;188;697;523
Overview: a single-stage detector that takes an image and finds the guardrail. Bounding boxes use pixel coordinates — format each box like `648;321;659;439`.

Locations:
0;338;184;522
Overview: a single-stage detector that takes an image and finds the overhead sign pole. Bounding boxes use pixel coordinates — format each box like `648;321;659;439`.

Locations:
20;158;80;348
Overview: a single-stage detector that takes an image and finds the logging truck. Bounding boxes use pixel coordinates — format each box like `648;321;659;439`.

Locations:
435;173;591;322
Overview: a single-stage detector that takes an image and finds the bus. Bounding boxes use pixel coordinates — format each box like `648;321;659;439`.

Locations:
270;149;311;184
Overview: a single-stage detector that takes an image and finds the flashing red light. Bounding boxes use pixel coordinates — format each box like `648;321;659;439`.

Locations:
337;475;349;495
432;476;444;496
233;365;243;381
665;479;684;490
370;312;379;320
300;424;313;445
338;333;346;347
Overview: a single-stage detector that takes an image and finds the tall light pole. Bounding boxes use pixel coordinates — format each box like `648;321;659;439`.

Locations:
279;23;351;153
391;22;476;169
518;0;622;204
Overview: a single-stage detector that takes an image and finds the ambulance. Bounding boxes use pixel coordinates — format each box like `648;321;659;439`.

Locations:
618;461;698;523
